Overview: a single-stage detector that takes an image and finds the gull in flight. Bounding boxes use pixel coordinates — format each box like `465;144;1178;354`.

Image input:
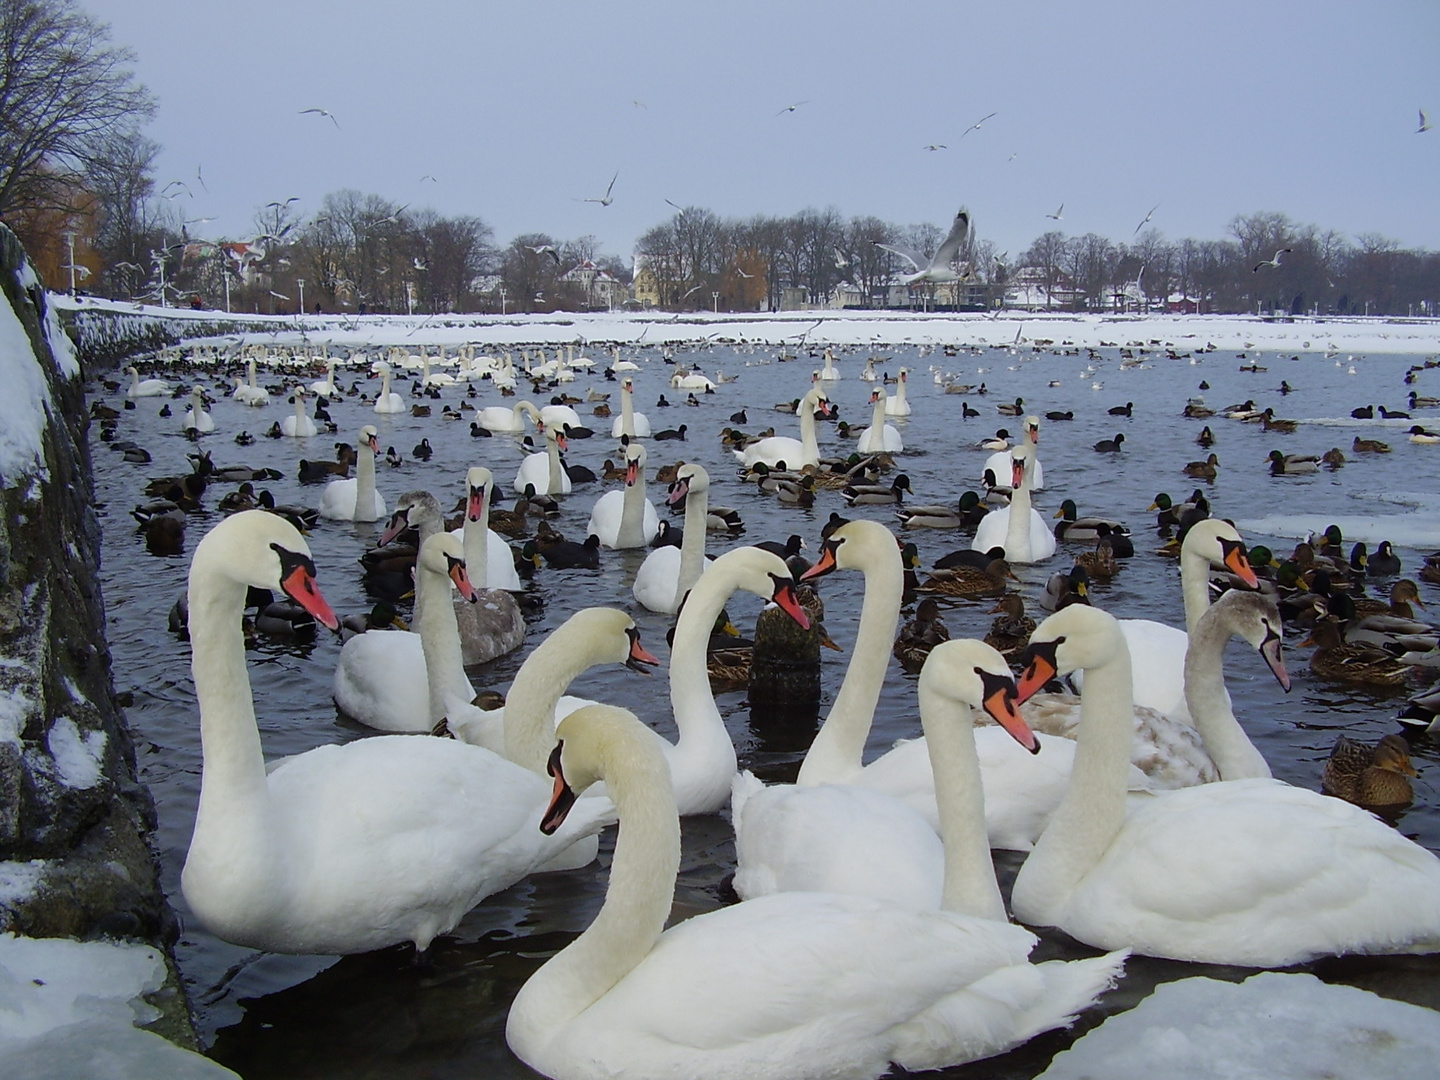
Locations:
265;197;300;210
681;283;705;300
735;267;754;279
959;111;997;138
1133;203;1159;235
413;257;429;271
419;174;439;183
582;171;618;206
529;244;561;265
873;207;971;285
160;180;191;200
373;203;410;226
1252;247;1292;272
1046;203;1064;220
299;107;340;129
924;143;947;151
196;165;208;193
776;99;810;116
1419;109;1433;134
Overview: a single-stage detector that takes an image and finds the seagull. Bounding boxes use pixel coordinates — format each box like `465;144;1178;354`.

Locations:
735;267;754;279
373;204;410;226
1419;109;1433;134
1046;203;1064;221
269;291;290;301
873;207;971;286
834;249;851;269
632;99;647;109
1252;247;1292;272
775;99;810;116
1133;203;1159;235
413;257;429;271
1007;151;1018;162
299;107;340;128
681;283;705;300
183;216;215;227
62;263;92;280
265;197;301;210
529;244;561;265
923;143;947;151
958;111;997;138
160;180;191;200
419;174;439;183
582;171;618;206
196;165;209;193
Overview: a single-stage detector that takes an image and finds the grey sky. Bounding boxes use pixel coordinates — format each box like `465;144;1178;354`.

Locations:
89;0;1439;261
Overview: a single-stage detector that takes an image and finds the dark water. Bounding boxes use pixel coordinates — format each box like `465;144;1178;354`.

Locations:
90;333;1440;1078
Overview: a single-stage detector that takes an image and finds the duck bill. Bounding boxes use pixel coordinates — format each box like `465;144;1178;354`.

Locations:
468;484;487;522
540;743;577;835
667;475;691;507
447;554;478;602
980;670;1039;754
277;553;341;631
625;627;660;673
800;540;840;582
771;575;812;630
1260;629;1291;692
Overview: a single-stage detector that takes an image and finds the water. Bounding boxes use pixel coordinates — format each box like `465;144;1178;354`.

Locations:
90;335;1440;1078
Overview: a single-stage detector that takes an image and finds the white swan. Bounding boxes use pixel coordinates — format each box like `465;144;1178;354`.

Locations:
631;462;710;613
1082;518;1258;723
308;358;338;397
233;359;269;406
971;442;1055;562
540;402;582;429
182;388;215;434
125;366;170;398
513;422;572;495
859;357;878;382
279;391;317;438
883;367;911;415
449;466;525;664
855;386;904;453
372;362;406;414
983;414;1043;488
1009;603;1440;967
733;385;831;469
586;440;659;548
180;511;611;955
818;347;841;381
609;377;651;438
507;703;1126;1080
477;399;541;434
317;425;386;522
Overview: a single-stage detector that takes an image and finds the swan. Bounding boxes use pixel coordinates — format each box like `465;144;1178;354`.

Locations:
372;362;406;414
818;347;841;381
308;358;338;397
180;512;612;955
280;391;317;438
609;377;651;438
971;443;1055;562
182;388;215;434
125;366;170;398
448;466;525;664
586;440;659;548
1009;603;1440;967
317;425;386;522
632;463;711;613
883;366;911;415
733;385;831;469
513;422;572;495
860;357;878;382
855;387;904;453
477;399;541;434
233;358;269;406
983;414;1043;489
507;703;1127;1080
540;402;582;429
1078;518;1258;723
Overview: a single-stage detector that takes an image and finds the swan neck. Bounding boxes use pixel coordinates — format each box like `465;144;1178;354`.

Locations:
546;433;564;494
797;543;903;785
506;626;617;775
355;441;377;522
417;558;469;725
620;385;635;436
918;683;1006;920
463;499;490;588
676;485;708;607
1007;462;1033;561
1180;547;1211;633
617;469;647;547
869;395;886;431
668;559;740;788
797;397;821;466
1184;617;1271;780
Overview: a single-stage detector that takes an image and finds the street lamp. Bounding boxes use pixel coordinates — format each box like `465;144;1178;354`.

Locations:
712;291;719;313
297;278;306;314
499;286;508;315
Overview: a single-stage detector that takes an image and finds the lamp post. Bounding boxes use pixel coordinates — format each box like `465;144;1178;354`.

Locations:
712;290;719;313
499;286;508;315
297;278;306;314
63;230;77;294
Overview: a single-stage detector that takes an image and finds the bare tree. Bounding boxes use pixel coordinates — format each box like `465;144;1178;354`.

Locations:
0;0;155;228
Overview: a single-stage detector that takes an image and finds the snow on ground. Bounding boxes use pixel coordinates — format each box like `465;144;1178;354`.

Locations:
0;272;59;485
0;934;237;1078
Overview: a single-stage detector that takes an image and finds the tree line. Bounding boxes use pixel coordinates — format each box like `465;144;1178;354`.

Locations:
3;0;1437;319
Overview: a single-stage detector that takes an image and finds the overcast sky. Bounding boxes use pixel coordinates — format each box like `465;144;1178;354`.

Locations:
87;0;1439;262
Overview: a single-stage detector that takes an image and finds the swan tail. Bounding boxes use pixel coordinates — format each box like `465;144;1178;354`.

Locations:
1012;950;1129;1042
729;769;765;827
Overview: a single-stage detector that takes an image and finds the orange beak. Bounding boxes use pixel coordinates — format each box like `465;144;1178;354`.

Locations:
771;576;812;630
279;560;340;631
800;542;839;581
540;743;575;835
1223;540;1259;588
980;670;1038;754
468;484;487;522
447;554;477;602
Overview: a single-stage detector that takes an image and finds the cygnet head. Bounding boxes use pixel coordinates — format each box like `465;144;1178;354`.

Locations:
1197;590;1290;690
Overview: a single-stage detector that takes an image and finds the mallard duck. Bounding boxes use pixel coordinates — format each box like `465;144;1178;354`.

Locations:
1052;499;1127;543
918;558;1016;598
1196;425;1215;447
340;602;408;641
1322;734;1418;811
1183;452;1220;479
892;597;950;673
775;474;817;507
1322;447;1346;468
754;534;811;577
1074;536;1118;580
1038;564;1091;612
996;396;1025;416
934;544;1006;572
1267;449;1319;475
218;482;260;514
487;497;531;538
1354;579;1426;620
983;593;1035;658
1352;435;1392;453
897;490;986;530
1303;617;1413;686
842;474;910;506
1260;408;1298;433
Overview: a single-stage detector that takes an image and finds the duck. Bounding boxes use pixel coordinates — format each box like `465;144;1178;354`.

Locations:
1075;536;1119;580
280;392;318;438
609;376;651;438
897;490;987;531
1008;603;1440;967
919;558;1016;598
1260;408;1298;433
1353;435;1392;453
1268;449;1319;475
1196;425;1215;447
856;387;904;453
509;701;1126;1080
971;443;1056;563
1322;446;1347;468
1322;734;1418;812
316;425;386;522
1093;433;1126;453
586;441;661;549
632;463;712;614
996;396;1025;416
734;386;831;469
1408;425;1440;444
340;602;406;641
842;474;910;506
892;598;949;672
1368;540;1403;576
514;422;573;496
1303;617;1413;686
371;362;407;414
1182;452;1218;479
180;512;613;956
1052;500;1128;543
1040;565;1091;612
983;593;1035;658
977;428;1010;451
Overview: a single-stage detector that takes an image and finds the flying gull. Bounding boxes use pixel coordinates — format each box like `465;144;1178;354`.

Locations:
873;208;971;286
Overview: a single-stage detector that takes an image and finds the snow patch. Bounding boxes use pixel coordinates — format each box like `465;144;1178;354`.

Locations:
46;717;106;789
0;277;53;485
0;687;34;746
0;862;45;907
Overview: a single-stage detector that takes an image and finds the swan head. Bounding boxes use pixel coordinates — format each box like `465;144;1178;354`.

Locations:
1016;605;1127;703
1024;415;1041;444
541;704;669;834
466;467;493;520
1200;590;1291;691
553;607;660;673
801;518;899;582
419;532;477;602
1181;519;1258;587
668;463;709;506
703;547;811;631
623;440;646;485
540;421;568;451
191;511;339;631
380;490;444;545
921;640;1038;753
359;425;379;454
